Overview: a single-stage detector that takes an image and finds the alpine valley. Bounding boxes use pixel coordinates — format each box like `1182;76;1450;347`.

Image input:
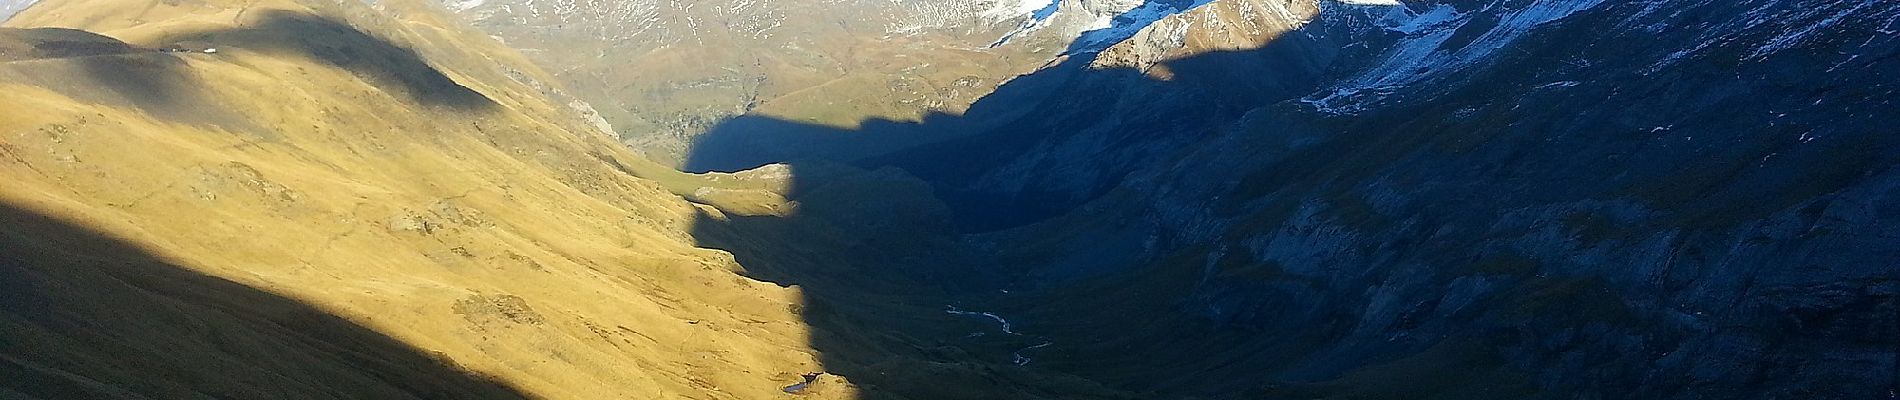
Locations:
1;0;1894;399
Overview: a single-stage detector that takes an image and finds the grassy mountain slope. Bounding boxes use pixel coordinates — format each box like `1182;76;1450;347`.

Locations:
0;0;867;397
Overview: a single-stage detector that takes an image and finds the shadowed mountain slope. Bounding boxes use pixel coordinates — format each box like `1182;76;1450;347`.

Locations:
0;202;532;399
675;0;1900;399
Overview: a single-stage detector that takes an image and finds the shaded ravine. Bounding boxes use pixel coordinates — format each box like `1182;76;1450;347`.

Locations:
682;3;1346;397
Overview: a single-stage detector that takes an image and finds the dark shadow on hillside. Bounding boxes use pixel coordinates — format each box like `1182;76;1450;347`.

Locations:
0;27;238;128
687;162;1137;400
682;10;1353;399
154;10;495;110
685;20;1339;232
0;27;137;60
2;11;491;130
0;202;531;399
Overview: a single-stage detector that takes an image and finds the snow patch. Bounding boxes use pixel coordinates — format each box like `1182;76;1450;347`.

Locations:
989;0;1064;47
982;0;1062;20
1067;0;1217;54
1389;4;1459;34
1307;0;1607;114
1533;81;1579;89
447;0;485;12
1750;0;1883;59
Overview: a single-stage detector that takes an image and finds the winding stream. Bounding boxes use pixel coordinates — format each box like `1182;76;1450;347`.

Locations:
946;306;1053;365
